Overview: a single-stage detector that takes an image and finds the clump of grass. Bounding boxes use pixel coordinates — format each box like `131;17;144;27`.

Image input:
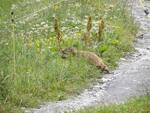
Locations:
77;93;150;113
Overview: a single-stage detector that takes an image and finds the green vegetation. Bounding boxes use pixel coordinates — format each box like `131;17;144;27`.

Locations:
0;0;138;113
77;93;150;113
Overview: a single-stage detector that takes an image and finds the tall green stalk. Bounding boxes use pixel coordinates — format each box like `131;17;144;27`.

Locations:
11;11;16;79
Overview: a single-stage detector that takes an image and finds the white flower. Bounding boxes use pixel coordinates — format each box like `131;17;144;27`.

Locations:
11;4;16;10
5;43;9;46
48;46;52;49
41;48;45;52
43;24;49;29
41;22;46;25
32;28;36;30
36;0;41;2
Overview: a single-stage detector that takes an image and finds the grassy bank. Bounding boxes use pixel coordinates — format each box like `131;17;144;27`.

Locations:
77;93;150;113
0;0;138;113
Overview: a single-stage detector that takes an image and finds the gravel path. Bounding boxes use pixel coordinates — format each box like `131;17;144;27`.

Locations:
26;1;150;113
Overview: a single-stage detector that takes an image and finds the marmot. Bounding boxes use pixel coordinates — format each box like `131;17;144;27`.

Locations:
61;47;110;73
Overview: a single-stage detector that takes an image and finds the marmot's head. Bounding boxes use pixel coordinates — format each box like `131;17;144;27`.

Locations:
103;65;110;74
61;47;77;58
97;65;110;74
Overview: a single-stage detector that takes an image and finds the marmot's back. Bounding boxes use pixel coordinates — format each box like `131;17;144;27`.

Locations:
62;47;109;73
78;51;109;72
78;51;103;66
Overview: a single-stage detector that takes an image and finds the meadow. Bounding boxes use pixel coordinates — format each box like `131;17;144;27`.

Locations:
0;0;138;112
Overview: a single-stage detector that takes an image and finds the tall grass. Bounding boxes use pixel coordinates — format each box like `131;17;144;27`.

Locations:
0;0;138;112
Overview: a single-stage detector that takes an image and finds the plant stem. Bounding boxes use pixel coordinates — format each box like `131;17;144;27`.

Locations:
11;12;16;79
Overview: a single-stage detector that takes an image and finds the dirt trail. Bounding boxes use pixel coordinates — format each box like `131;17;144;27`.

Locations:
25;1;150;113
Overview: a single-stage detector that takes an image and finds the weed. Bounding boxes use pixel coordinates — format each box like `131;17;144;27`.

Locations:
98;17;105;41
82;16;93;46
54;17;63;51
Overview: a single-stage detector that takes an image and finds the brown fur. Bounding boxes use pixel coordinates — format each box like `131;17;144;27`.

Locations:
0;107;6;113
61;47;110;73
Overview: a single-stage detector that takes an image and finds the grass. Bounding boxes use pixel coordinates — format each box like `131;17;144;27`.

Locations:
0;0;138;113
77;93;150;113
